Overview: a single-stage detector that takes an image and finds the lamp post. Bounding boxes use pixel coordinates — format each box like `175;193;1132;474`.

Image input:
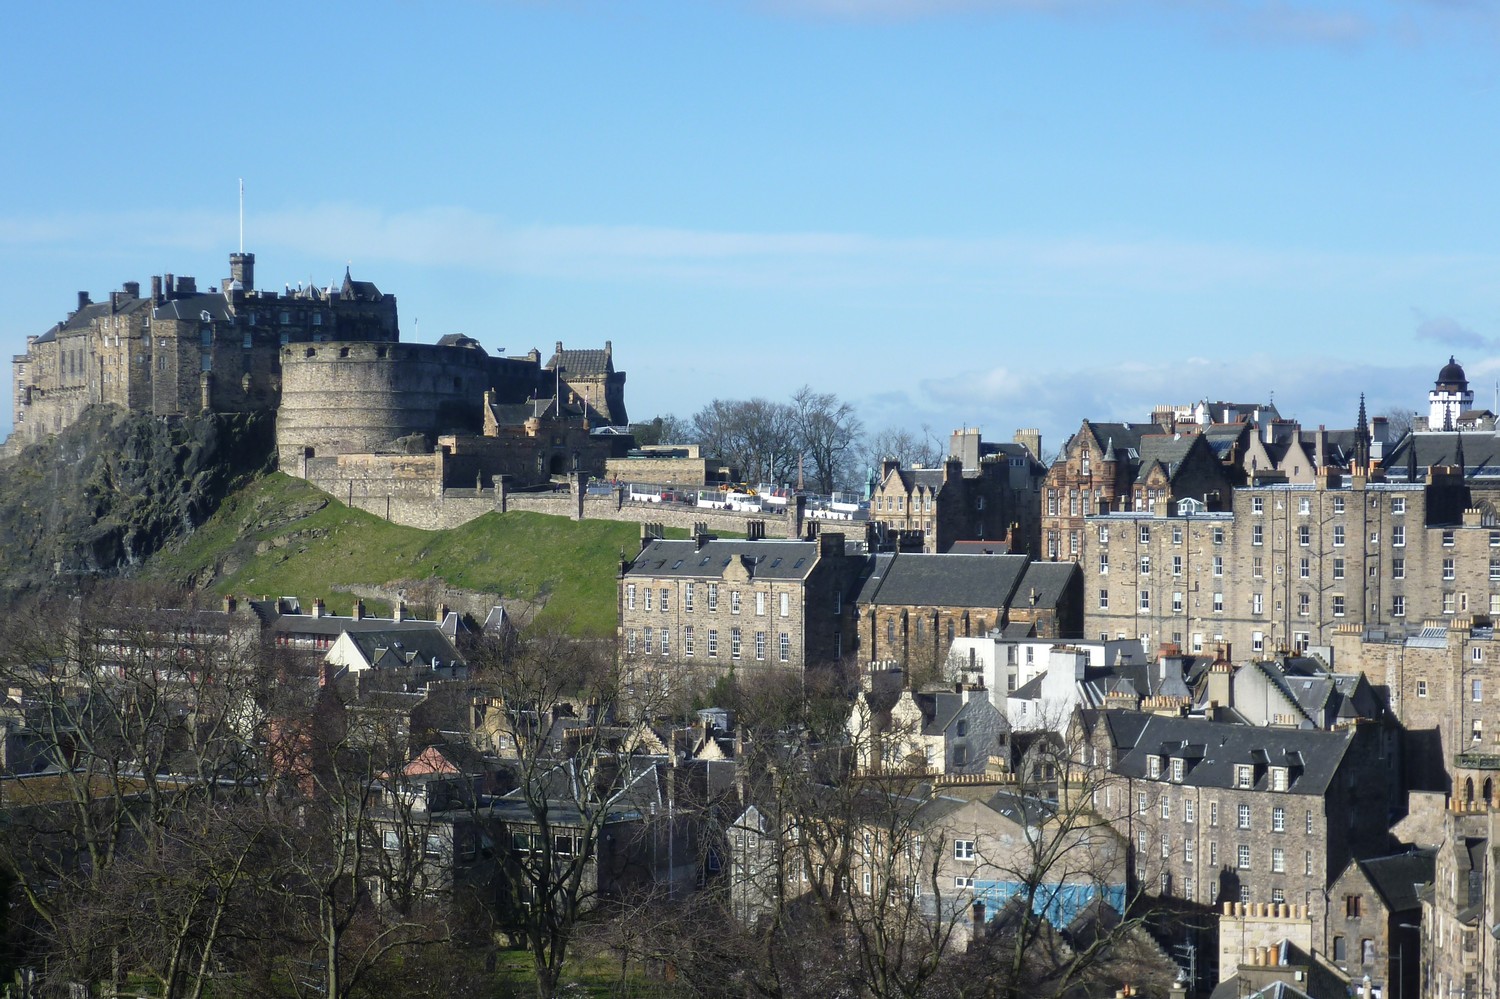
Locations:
1396;921;1421;999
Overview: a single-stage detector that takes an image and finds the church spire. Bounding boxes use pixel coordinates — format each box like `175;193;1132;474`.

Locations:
1354;393;1371;471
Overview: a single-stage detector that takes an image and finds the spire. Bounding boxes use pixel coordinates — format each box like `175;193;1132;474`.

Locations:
1354;393;1371;471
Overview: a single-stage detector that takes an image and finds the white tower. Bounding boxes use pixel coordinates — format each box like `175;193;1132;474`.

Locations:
1429;356;1472;431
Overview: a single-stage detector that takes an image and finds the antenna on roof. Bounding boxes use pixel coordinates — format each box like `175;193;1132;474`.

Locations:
238;178;244;253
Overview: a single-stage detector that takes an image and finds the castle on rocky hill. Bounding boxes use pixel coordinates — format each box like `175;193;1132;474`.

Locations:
6;251;633;503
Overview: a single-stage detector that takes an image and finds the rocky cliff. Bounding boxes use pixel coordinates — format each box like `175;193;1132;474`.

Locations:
0;406;274;595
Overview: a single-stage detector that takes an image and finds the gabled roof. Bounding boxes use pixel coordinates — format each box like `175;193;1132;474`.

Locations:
1386;430;1500;478
341;627;462;670
546;347;612;377
1113;715;1356;795
1358;848;1436;913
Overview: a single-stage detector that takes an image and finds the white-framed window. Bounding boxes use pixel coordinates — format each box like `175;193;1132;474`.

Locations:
1138;792;1148;814
1099;552;1109;574
1333;525;1345;547
1213;555;1223;576
708;584;718;611
730;627;741;659
1392;496;1406;515
660;630;670;656
1213;592;1224;613
1272;769;1288;792
684;626;695;656
755;631;766;661
1210;801;1219;826
1333;496;1345;513
1140;556;1151;575
1148;757;1161;778
1444;529;1456;547
1393;595;1406;617
1237;803;1251;828
1299;526;1310;547
660;587;669;612
1173;525;1183;544
756;592;766;616
1333;557;1345;580
1213;527;1224;545
1273;806;1286;831
1252;593;1264;615
1253;497;1264;514
1172;592;1183;612
1172;758;1184;782
1298;497;1311;515
1185;799;1195;822
1139;591;1150;612
1444;592;1456;614
1237;844;1251;869
626;583;636;610
1253;525;1263;546
684;582;694;611
1140;525;1151;544
1473;679;1484;702
780;592;789;617
626;631;638;655
1172;555;1182;576
1252;631;1264;653
1236;766;1253;789
1445;558;1457;581
643;627;653;654
644;588;652;612
1185;840;1195;863
1333;595;1345;617
1099;524;1110;544
1393;558;1405;579
1299;557;1310;580
955;840;975;861
1160;797;1171;819
731;591;741;614
1393;525;1405;547
779;633;790;662
1099;589;1109;610
1272;847;1285;873
955;876;974;889
708;629;718;657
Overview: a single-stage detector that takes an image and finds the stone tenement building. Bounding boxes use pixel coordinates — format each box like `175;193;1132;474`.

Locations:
618;533;867;693
1080;467;1473;658
8;252;399;453
1087;711;1397;946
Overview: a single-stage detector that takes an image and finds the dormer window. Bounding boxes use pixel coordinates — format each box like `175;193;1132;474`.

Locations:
1148;757;1161;779
1171;758;1184;782
1271;767;1288;792
1236;765;1253;789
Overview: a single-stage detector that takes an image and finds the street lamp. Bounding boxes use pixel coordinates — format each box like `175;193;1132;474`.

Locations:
1395;921;1421;999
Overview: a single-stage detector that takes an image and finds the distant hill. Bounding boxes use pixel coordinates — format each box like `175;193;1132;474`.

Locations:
144;471;673;637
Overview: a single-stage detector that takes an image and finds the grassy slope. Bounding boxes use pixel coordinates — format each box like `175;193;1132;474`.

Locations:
145;472;678;636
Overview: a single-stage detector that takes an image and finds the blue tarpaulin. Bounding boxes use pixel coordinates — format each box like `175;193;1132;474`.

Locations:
970;881;1127;927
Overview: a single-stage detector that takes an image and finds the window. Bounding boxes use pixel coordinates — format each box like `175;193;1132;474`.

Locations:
383;828;401;852
1306;850;1314;875
1172;758;1185;782
954;876;974;889
708;584;718;611
1140;525;1151;544
1139;591;1150;612
684;626;695;656
1209;842;1218;866
1333;595;1345;617
1334;557;1345;580
1172;592;1183;612
731;628;742;659
1345;894;1362;918
1392;497;1406;515
731;591;741;614
1172;555;1182;576
955;840;975;861
1416;679;1427;697
780;592;789;617
755;631;766;661
1393;558;1405;579
1237;844;1251;869
1148;757;1161;778
1237;803;1251;828
1298;593;1310;616
1273;806;1286;831
1140;556;1151;575
1173;525;1183;544
1210;801;1219;827
1253;631;1265;653
1253;497;1264;514
756;592;766;616
708;629;718;657
1393;595;1406;617
1252;525;1264;546
1334;496;1345;513
644;589;652;612
1444;529;1456;547
1138;792;1148;814
1212;592;1223;613
1161;838;1170;859
1333;937;1346;963
1138;830;1148;854
1333;525;1345;547
1298;497;1311;515
1099;589;1109;610
1272;847;1285;873
1445;558;1457;581
1253;593;1264;615
1474;679;1483;702
643;627;653;654
1299;525;1310;547
684;582;694;611
1213;555;1223;576
1161;797;1171;819
1393;525;1405;547
1213;527;1224;545
660;630;670;656
1475;646;1485;663
1306;810;1314;834
1185;839;1195;863
1099;525;1110;544
626;631;637;655
660;587;669;612
627;584;636;610
779;633;790;662
1299;557;1310;580
1272;888;1286;905
1253;556;1263;578
1272;769;1288;792
1444;592;1456;614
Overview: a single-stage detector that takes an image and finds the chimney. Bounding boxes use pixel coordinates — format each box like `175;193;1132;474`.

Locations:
76;291;89;313
222;595;237;614
177;276;196;295
312;598;325;619
151;276;162;303
437;603;449;624
122;281;140;299
393;601;405;622
352;599;364;621
164;274;174;299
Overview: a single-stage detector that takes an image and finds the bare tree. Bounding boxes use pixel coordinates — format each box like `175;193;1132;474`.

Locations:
866;425;944;472
790;386;866;495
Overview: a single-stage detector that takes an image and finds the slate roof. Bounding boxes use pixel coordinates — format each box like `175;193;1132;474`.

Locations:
342;627;463;669
153;294;234;323
947;540;1011;555
627;538;825;581
1132;435;1199;485
268;614;453;639
857;553;1028;608
1113;715;1356;795
1359;848;1436;913
546;347;611;377
1386;431;1500;478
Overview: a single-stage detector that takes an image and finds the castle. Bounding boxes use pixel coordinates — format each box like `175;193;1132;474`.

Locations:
7;252;633;507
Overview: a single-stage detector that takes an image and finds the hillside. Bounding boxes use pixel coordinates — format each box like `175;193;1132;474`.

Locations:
144;472;678;636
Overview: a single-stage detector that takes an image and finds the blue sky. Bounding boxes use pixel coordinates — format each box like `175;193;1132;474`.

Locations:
4;0;1500;454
